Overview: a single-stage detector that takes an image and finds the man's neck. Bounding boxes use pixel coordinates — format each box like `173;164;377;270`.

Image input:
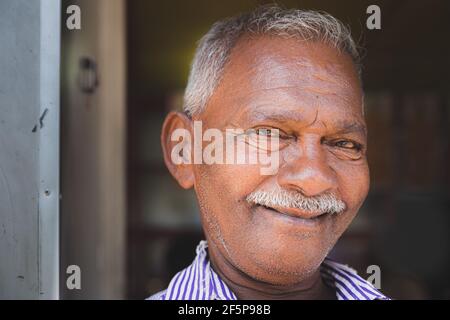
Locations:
207;242;336;300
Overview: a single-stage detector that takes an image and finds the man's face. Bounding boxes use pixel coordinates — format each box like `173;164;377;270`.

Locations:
189;36;369;285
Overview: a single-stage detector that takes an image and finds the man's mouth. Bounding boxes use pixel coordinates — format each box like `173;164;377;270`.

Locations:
253;203;333;227
263;204;330;219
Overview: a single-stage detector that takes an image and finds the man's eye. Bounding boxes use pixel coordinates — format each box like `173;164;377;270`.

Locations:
334;140;362;150
255;128;276;136
246;128;282;138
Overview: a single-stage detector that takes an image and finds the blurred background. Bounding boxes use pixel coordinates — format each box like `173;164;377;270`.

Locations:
59;0;450;299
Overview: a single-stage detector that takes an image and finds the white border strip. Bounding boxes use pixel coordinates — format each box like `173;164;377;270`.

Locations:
39;0;61;300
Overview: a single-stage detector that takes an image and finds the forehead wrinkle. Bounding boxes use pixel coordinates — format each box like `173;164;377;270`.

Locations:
312;72;350;88
230;83;355;107
244;107;305;124
289;59;352;90
244;85;345;98
238;65;358;108
331;120;367;136
251;60;349;94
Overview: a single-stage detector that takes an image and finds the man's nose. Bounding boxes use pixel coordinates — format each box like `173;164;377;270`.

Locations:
277;138;338;197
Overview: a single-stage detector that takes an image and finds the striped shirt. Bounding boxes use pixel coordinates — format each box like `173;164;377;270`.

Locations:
148;240;389;300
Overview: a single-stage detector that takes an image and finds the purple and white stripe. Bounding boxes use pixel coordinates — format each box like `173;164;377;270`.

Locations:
147;240;388;300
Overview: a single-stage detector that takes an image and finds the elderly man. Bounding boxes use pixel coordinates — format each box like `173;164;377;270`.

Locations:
149;6;387;300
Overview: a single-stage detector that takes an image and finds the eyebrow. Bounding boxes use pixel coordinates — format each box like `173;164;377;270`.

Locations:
245;109;305;123
332;120;367;136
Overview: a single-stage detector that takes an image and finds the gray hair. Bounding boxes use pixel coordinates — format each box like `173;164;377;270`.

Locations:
183;5;362;117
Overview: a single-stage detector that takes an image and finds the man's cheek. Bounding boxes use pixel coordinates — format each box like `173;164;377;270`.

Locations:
348;164;370;205
335;161;369;198
195;163;258;203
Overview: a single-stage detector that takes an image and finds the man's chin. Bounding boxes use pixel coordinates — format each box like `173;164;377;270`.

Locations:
241;257;324;286
228;242;332;285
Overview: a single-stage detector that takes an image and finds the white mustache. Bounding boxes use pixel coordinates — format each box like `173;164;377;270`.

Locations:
246;188;346;214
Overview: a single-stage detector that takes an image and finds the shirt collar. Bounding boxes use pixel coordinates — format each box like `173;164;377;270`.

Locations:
153;240;388;300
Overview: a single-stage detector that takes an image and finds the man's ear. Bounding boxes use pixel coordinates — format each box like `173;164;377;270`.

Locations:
161;111;195;189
